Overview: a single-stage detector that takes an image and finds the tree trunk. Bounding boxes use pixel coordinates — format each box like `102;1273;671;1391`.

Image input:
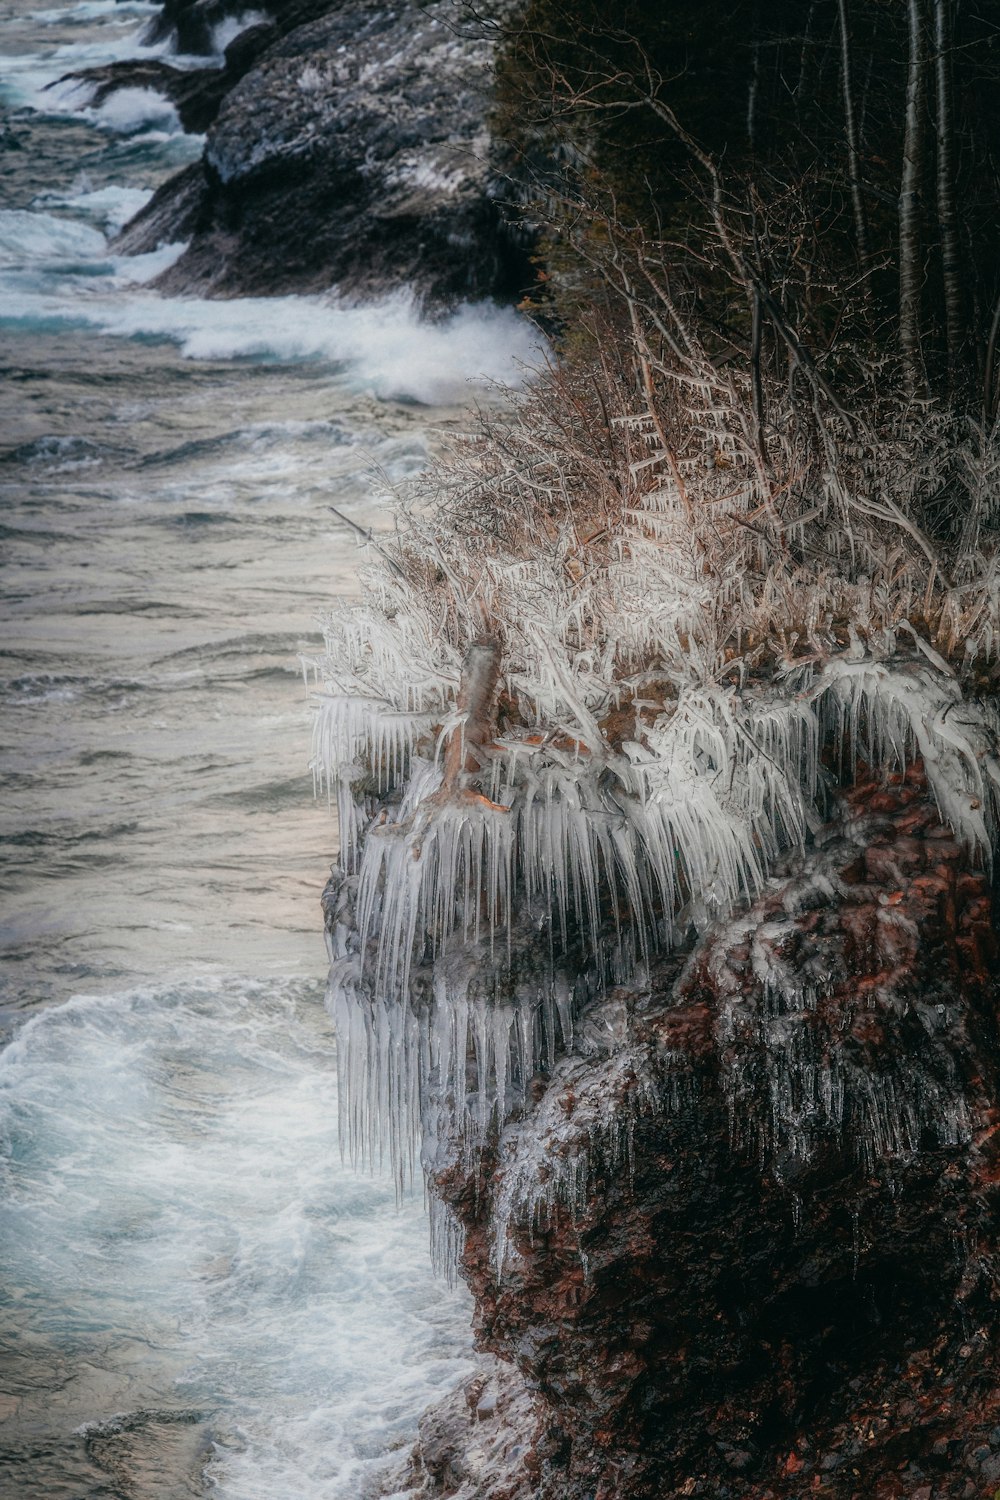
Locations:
983;290;1000;423
794;1;817;122
751;285;765;460
747;37;760;151
900;0;927;392
934;0;963;386
836;0;869;267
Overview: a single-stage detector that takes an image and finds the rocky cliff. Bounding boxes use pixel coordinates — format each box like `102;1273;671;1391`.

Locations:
307;295;1000;1495
76;0;527;302
381;762;1000;1500
322;756;1000;1500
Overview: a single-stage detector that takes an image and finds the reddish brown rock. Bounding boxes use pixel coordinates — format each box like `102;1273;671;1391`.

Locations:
408;765;1000;1500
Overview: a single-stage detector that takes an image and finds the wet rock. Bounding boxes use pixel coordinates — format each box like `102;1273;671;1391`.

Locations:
392;766;1000;1498
142;0;341;56
398;1358;541;1500
55;21;279;134
108;161;207;253
109;0;528;303
143;0;251;55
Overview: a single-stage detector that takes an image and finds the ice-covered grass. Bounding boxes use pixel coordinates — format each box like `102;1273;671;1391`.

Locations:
311;295;1000;1234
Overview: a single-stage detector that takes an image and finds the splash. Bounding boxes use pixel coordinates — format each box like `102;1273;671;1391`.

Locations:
0;208;542;402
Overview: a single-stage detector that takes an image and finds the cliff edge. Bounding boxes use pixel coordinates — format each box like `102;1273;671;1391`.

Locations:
382;764;1000;1499
75;0;527;302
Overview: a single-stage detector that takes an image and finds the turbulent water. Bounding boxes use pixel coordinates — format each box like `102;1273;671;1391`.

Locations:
0;3;536;1493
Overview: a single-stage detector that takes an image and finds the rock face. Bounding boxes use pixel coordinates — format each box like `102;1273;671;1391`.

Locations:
102;0;528;302
327;762;1000;1500
59;19;282;135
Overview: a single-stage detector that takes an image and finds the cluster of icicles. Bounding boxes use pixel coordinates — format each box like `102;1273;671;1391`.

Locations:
717;969;975;1175
310;594;1000;1131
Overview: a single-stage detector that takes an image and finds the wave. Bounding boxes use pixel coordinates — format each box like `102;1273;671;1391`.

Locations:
0;209;185;288
4;820;141;847
150;631;312;665
210;10;269;54
2;432;121;470
0;977;473;1499
0;15;169;115
3;275;543;402
27;2;160;24
32;183;154;234
0;670;157;706
136;419;359;471
90;84;183;135
0;208;108;264
1;190;543;401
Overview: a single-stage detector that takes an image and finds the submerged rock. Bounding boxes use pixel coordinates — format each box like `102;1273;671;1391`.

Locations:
326;762;1000;1499
102;0;528;302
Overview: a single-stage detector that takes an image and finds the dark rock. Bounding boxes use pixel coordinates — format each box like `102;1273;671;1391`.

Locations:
142;0;268;55
114;162;207;255
400;1358;542;1500
51;55;242;135
108;0;529;304
361;764;1000;1498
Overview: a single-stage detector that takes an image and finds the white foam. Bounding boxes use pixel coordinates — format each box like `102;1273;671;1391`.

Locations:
0;28;169;114
35;184;154;233
0;207;107;263
211;10;269;55
93;84;182;135
0;977;473;1499
2;228;543;399
28;2;158;22
151;292;542;401
112;240;189;282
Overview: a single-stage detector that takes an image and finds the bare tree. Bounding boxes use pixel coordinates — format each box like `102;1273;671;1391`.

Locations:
900;0;927;392
747;7;761;151
836;0;869;266
934;0;963;385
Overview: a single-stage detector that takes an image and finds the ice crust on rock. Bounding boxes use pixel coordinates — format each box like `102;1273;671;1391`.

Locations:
486;995;696;1280
317;609;1000;1256
716;950;974;1175
311;366;1000;1271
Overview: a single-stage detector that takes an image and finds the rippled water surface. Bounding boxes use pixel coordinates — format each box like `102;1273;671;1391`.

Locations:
0;1;537;1490
1;330;441;1005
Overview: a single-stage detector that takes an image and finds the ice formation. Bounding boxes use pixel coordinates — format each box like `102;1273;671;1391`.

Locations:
311;348;1000;1267
317;638;999;1234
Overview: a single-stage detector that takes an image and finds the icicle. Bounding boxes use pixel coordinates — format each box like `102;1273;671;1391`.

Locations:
816;657;1000;858
312;441;1000;1284
357;790;516;1003
716;949;973;1177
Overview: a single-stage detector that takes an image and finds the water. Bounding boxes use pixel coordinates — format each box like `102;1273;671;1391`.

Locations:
0;2;536;1491
0;979;469;1499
